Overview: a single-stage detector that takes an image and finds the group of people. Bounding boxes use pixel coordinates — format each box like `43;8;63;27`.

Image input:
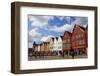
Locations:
29;50;76;59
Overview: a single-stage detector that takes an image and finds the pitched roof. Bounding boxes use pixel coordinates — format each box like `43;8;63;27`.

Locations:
72;24;86;33
51;37;54;41
60;36;63;39
63;31;72;36
56;37;58;40
78;25;86;31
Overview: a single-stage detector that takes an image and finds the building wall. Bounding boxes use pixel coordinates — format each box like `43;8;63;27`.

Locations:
47;42;50;51
53;37;58;51
40;44;42;51
32;45;35;51
41;43;44;51
62;31;71;52
85;26;88;48
50;38;54;51
57;36;63;51
72;25;87;49
44;42;49;51
34;45;38;51
37;44;40;51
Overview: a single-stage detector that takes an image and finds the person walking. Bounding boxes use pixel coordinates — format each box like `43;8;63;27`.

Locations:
71;49;75;59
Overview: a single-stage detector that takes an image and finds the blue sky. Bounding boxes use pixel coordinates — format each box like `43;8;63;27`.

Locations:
28;15;88;48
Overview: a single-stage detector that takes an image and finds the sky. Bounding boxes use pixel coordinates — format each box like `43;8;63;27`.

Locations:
28;15;88;48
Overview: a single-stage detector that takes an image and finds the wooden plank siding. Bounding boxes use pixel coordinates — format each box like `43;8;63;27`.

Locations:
72;24;87;49
62;31;72;51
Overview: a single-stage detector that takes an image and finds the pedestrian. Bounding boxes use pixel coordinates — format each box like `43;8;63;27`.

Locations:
72;51;75;59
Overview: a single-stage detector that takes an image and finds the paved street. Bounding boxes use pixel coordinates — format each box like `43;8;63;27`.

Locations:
28;55;87;61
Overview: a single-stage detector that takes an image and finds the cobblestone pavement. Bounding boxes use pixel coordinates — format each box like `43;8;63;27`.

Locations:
28;55;88;61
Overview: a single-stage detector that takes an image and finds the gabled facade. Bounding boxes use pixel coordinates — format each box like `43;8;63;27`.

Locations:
57;36;63;55
49;37;54;51
62;31;72;55
44;42;47;51
37;44;40;51
49;36;63;54
44;42;50;52
41;42;45;51
40;44;42;51
46;42;50;51
53;37;58;51
57;36;63;51
34;45;38;51
44;42;50;51
71;24;87;55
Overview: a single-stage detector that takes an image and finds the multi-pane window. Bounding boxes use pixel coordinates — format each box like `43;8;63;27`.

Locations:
79;40;85;45
63;43;67;48
82;40;85;44
58;46;61;49
63;44;71;48
79;32;84;38
67;44;71;48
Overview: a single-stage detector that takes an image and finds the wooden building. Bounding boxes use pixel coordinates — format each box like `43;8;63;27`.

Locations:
50;37;54;51
53;37;58;52
62;31;72;55
40;44;42;51
44;42;48;51
34;45;38;52
57;36;63;55
37;44;40;51
46;42;50;51
71;24;87;55
41;42;45;51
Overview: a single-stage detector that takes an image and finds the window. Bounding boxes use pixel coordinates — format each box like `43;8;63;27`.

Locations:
58;46;61;49
79;40;85;45
79;32;84;38
82;40;85;44
67;44;70;48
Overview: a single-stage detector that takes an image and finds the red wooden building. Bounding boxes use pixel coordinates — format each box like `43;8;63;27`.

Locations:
71;24;87;55
62;31;72;55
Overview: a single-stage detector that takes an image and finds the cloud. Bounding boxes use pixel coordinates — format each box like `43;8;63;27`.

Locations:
28;28;43;48
49;24;72;32
29;15;53;28
28;28;42;46
29;28;41;38
71;17;88;27
40;35;54;42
